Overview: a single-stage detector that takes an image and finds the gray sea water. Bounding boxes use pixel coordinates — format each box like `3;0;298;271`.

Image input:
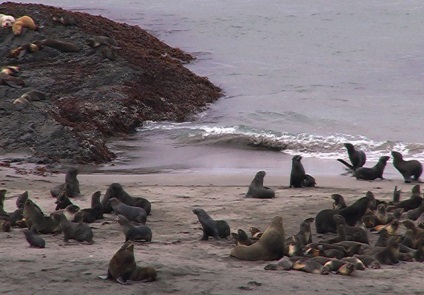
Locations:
18;0;424;175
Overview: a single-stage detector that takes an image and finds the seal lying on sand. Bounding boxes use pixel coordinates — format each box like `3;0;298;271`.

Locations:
99;240;157;284
230;216;285;261
23;229;46;248
337;143;366;170
110;198;147;224
102;183;151;215
192;208;230;240
245;170;275;198
391;151;423;183
117;214;152;242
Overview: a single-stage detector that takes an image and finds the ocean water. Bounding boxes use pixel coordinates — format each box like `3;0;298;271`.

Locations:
17;0;424;175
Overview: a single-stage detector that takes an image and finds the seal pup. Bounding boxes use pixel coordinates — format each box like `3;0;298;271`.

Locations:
374;237;400;265
289;155;306;188
353;156;390;181
245;170;275;198
99;240;157;284
117;214;152;242
249;227;263;240
292;259;330;275
362;203;388;228
337;143;366;170
55;192;75;210
0;220;10;232
353;254;381;269
33;39;80;52
52;213;94;244
110;198;147;224
230;216;285;261
23;199;60;234
13;90;46;106
264;257;293;271
77;191;104;223
390;184;423;212
232;229;253;246
0;71;25;87
391;151;423;183
332;194;347;210
52;204;80;222
294;217;314;246
192;208;230;240
406;202;424;221
12;16;38;35
50;167;81;198
102;183;151;215
0;13;15;27
23;229;46;248
86;35;119;48
0;189;8;218
52;14;77;26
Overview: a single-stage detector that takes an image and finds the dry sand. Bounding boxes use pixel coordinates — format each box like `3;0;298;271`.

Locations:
1;166;423;295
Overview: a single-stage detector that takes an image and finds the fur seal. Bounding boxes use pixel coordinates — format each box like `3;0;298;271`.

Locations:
289;155;315;188
12;16;38;35
110;198;147;224
15;191;28;209
391;184;423;212
0;189;8;218
232;229;253;246
286;235;303;257
353;156;390;181
374;237;400;265
34;39;80;52
337;143;366;170
245;170;275;198
332;194;347;210
117;214;152;242
13;90;46;106
230;216;284;261
341;257;366;270
315;191;375;233
294;217;314;246
292;259;330;275
52;204;80;222
55;192;74;210
86;36;118;48
23;199;60;234
52;213;94;244
0;71;25;87
102;183;151;215
52;14;77;26
353;254;381;269
50;168;81;198
362;203;388;228
391;151;423;183
407;202;424;220
264;257;293;271
23;229;46;248
99;240;157;284
0;220;11;232
192;208;230;240
77;191;104;223
249;227;263;240
0;13;15;27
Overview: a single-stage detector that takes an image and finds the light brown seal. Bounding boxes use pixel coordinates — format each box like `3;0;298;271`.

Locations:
230;216;285;261
12;16;38;35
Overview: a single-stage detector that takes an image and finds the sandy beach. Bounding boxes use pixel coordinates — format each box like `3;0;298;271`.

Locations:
1;165;423;295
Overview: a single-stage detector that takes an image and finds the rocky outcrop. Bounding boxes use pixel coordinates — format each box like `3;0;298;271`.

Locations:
0;2;222;164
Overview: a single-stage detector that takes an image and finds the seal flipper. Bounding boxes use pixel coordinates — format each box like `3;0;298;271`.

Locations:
337;159;354;170
98;275;109;280
116;277;130;285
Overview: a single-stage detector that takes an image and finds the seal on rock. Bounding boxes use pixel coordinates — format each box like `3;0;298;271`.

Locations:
192;208;230;240
101;183;151;215
23;229;46;248
391;151;423;183
353;156;390;181
245;170;275;199
117;214;152;242
12;16;38;35
230;216;285;261
337;143;366;170
0;13;15;27
99;240;157;284
110;198;147;224
33;39;81;52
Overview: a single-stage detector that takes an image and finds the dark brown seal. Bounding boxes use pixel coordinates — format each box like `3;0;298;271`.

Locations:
23;229;46;248
337;143;366;170
77;191;104;223
23;199;60;234
99;240;157;284
101;183;151;215
332;194;347;210
391;151;423;183
50;167;81;198
52;14;77;26
245;170;275;198
34;39;81;52
353;156;390;181
117;214;152;242
110;198;147;224
232;229;253;246
289;155;315;188
192;208;230;240
374;237;400;265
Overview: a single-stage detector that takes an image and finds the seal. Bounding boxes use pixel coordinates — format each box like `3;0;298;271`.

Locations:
353;156;390;181
192;208;230;240
78;191;104;223
0;189;8;218
391;151;423;183
52;14;77;26
353;254;381;269
374;237;400;265
33;39;81;52
406;202;424;221
50;167;81;198
341;257;366;270
23;199;60;234
320;224;347;244
401;220;424;248
52;204;80;222
55;191;75;210
13;90;46;106
332;194;347;210
249;227;263;240
294;217;314;246
86;36;119;48
23;229;46;248
99;240;157;284
0;66;20;76
230;216;284;261
362;203;388;228
101;183;151;215
117;214;152;242
0;13;15;27
245;170;275;199
390;184;423;212
292;259;330;275
315;191;375;233
51;213;94;244
289;155;305;188
336;262;355;276
0;71;25;87
393;185;402;204
110;198;147;224
285;235;303;257
337;143;366;170
264;257;293;271
12;16;38;35
0;220;11;232
232;229;253;246
15;191;29;209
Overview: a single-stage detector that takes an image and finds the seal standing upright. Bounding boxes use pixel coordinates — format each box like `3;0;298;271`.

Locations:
101;183;151;215
245;170;275;199
337;143;366;170
289;155;305;188
391;151;423;183
192;208;230;240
